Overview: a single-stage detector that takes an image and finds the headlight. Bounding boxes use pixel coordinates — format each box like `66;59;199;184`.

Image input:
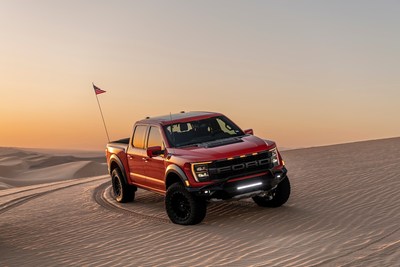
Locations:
191;162;211;182
270;148;280;166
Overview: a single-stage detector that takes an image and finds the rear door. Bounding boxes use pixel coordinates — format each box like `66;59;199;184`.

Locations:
127;125;148;184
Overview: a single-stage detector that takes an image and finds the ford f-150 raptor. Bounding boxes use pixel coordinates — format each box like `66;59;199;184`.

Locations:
106;111;290;225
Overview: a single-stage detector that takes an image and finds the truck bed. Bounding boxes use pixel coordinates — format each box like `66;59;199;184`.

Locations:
109;138;130;144
107;138;129;154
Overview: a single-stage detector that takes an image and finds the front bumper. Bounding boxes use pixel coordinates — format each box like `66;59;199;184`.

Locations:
187;167;287;200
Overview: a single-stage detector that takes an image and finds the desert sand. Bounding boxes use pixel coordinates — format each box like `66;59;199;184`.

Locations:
1;137;399;266
0;147;107;190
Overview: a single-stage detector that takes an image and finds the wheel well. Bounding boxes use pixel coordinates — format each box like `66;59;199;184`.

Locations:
110;161;120;174
166;172;183;189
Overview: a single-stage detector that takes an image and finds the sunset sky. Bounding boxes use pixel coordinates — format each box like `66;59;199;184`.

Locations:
1;1;399;150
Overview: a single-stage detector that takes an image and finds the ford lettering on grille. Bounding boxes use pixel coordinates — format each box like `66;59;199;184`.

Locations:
216;158;270;174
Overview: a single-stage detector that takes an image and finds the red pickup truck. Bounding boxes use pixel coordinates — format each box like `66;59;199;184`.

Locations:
106;111;290;225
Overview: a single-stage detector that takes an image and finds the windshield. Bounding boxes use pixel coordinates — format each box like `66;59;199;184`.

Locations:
163;116;245;148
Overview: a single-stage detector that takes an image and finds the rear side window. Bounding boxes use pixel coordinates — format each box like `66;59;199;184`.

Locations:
132;125;147;148
147;127;163;148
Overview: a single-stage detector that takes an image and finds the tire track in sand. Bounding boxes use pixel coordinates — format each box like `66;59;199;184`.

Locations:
0;177;106;215
93;181;170;223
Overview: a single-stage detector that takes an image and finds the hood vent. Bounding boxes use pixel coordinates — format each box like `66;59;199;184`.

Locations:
198;137;243;148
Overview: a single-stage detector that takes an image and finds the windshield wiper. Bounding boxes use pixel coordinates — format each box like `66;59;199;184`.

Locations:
175;143;199;148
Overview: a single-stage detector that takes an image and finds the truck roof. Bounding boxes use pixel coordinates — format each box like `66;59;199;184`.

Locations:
137;111;223;126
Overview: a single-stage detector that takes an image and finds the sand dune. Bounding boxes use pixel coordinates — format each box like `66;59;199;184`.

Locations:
0;147;107;189
0;137;399;266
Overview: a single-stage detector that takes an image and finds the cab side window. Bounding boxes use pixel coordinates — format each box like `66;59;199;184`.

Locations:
132;125;147;149
147;126;163;149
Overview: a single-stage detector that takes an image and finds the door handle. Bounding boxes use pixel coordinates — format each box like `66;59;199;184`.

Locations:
142;157;149;162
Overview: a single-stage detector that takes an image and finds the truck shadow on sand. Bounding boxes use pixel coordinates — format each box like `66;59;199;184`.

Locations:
103;186;314;228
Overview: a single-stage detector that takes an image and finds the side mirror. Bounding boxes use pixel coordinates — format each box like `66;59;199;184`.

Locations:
147;146;163;157
244;129;254;135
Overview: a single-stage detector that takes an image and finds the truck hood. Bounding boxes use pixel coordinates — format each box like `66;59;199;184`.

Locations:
169;135;276;162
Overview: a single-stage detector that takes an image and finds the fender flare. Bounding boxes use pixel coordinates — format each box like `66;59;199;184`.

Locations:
165;164;189;186
109;154;128;184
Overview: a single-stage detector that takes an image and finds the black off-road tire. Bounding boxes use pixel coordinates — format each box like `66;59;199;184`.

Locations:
111;168;136;203
165;183;207;225
253;176;291;207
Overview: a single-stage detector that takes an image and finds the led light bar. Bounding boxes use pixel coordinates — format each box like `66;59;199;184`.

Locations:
237;182;262;190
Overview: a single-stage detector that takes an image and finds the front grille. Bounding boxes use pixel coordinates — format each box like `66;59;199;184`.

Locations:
208;151;273;180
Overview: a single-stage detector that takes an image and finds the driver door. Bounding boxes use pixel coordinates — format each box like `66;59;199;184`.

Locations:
144;126;166;193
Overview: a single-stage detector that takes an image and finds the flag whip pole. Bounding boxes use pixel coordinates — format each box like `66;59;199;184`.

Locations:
93;83;110;142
